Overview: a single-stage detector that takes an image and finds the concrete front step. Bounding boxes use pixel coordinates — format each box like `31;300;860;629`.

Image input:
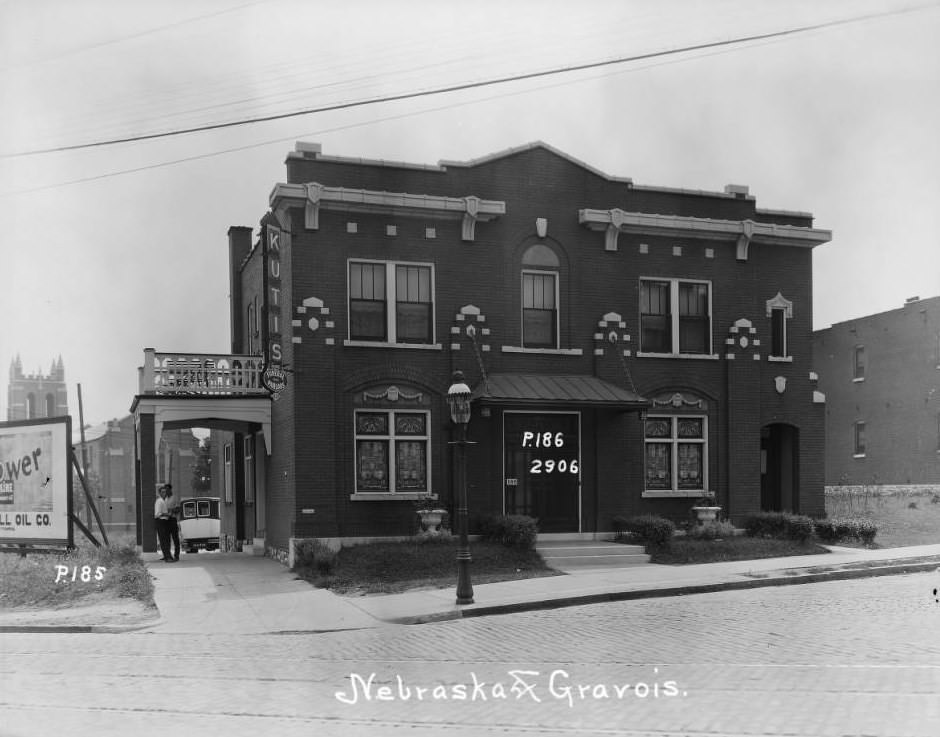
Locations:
536;540;650;569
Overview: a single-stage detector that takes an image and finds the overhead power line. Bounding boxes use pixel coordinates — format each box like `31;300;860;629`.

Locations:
4;2;936;159
0;0;277;72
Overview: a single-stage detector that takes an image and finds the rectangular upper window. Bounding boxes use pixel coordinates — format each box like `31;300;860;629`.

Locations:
522;270;558;348
770;308;787;358
854;421;866;456
640;278;712;355
853;346;865;381
349;260;434;344
354;410;430;495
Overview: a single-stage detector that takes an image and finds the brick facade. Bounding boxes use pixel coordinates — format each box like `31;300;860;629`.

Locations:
229;142;831;550
814;296;940;493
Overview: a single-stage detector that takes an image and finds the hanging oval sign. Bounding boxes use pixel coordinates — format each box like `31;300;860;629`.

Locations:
262;365;287;393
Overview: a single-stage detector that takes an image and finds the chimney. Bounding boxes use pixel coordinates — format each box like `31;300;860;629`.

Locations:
228;226;254;354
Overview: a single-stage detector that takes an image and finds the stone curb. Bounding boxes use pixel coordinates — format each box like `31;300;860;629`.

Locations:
0;616;162;635
389;560;940;625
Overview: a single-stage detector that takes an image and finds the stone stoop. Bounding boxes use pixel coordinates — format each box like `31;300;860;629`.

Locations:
536;539;650;570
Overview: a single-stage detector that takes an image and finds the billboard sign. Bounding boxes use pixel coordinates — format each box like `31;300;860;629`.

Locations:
0;416;73;546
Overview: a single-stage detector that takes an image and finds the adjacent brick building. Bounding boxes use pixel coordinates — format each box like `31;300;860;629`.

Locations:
814;296;940;494
224;141;831;557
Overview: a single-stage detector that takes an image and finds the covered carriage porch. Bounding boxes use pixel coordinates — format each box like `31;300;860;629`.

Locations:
131;349;272;553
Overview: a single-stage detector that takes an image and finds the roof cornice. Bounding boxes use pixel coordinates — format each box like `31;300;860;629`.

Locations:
269;182;505;241
578;208;831;260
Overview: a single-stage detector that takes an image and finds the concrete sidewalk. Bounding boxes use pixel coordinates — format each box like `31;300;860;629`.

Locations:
3;544;940;633
352;543;940;624
143;543;940;631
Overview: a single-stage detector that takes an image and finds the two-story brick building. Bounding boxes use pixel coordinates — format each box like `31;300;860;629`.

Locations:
814;296;940;495
222;141;830;558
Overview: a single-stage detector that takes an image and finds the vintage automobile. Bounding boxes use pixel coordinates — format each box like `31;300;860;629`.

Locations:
178;497;220;553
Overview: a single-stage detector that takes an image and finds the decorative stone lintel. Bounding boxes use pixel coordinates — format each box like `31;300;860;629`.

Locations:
651;392;705;409
766;291;794;318
363;385;423;403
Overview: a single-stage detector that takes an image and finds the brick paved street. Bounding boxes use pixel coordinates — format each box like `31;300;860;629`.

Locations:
2;571;939;736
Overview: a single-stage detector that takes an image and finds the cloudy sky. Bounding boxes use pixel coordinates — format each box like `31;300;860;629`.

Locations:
2;0;938;425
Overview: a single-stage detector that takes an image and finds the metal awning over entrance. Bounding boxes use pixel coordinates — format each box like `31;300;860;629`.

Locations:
472;373;648;410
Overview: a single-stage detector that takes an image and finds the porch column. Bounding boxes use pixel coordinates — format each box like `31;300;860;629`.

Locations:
136;411;158;552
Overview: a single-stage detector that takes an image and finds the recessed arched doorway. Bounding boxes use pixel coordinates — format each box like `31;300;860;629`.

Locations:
760;423;799;512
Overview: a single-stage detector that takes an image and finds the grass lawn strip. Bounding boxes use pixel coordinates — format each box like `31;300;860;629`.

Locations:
0;538;154;611
295;539;561;595
647;537;830;566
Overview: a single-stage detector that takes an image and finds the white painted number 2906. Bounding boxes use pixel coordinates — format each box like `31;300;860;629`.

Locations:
529;459;579;474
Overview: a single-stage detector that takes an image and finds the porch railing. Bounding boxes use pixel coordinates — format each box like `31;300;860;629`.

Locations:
138;349;269;397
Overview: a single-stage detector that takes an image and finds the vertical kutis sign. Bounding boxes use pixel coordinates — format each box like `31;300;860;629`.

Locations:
266;224;282;366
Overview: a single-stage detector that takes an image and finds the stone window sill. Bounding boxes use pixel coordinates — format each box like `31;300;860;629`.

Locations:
501;346;583;355
637;352;720;360
642;490;706;498
344;340;442;350
350;492;439;501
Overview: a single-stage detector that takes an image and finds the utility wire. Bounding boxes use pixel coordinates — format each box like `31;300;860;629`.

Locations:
0;0;278;72
0;29;886;198
4;1;936;159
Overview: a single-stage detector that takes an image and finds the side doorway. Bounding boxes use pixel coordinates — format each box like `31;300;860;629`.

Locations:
761;423;799;512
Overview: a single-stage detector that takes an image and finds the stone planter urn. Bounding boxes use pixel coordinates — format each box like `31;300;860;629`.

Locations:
691;506;722;524
416;508;447;534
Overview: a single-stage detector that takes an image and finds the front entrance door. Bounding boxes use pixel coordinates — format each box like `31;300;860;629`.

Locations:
504;412;580;532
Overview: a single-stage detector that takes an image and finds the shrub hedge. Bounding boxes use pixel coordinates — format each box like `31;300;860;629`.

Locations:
293;539;338;575
475;514;539;549
814;517;878;545
743;512;815;542
686;519;736;541
612;514;675;548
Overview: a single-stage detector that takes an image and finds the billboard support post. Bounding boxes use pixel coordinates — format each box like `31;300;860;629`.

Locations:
70;452;107;547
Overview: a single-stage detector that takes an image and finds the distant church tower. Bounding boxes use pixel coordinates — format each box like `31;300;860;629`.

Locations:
7;355;69;420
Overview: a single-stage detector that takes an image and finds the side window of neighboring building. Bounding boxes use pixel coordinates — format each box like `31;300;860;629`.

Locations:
640;278;712;356
853;421;866;457
244;436;255;504
223;443;233;503
247;299;260;355
348;261;434;345
853;346;865;381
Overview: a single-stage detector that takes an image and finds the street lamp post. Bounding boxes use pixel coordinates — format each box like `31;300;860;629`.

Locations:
446;370;474;605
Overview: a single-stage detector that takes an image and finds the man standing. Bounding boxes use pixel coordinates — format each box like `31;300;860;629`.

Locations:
154;485;174;562
165;484;181;561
